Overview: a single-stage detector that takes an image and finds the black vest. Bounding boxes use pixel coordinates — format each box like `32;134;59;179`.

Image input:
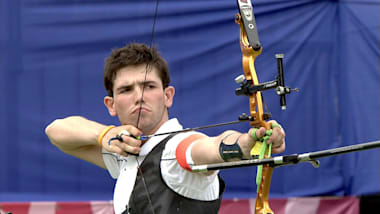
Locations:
125;134;225;214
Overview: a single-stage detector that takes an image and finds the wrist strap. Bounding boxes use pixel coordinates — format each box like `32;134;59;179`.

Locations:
219;134;243;161
98;125;115;146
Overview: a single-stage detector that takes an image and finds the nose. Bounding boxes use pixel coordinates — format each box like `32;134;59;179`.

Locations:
133;86;145;105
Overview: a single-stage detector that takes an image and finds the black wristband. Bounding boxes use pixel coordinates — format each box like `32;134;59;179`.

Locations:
219;135;243;161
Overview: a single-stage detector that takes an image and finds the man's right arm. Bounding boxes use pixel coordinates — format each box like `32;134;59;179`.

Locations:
45;116;108;169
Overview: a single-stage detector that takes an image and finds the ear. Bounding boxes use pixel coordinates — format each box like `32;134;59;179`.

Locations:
104;96;117;116
164;86;175;108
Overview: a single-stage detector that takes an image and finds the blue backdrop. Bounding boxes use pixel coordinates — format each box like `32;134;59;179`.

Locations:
0;0;379;201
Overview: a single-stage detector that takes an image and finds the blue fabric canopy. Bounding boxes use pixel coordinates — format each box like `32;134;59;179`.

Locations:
0;0;379;201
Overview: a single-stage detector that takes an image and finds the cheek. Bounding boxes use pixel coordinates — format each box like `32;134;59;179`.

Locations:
158;94;168;107
114;96;130;111
147;91;164;102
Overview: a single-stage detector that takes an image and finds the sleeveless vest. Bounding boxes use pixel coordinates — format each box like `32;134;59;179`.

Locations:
125;134;225;214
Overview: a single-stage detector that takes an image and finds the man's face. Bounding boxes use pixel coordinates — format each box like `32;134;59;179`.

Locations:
104;64;174;134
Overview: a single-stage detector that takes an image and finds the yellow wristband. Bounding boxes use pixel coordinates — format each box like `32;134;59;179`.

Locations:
98;125;115;146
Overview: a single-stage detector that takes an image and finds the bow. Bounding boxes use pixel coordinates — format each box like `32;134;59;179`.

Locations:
230;2;298;211
234;1;274;213
234;0;292;213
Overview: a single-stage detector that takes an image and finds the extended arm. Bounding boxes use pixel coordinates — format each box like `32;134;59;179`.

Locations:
190;122;285;166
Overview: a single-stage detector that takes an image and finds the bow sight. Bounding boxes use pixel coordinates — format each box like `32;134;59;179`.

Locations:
234;54;299;111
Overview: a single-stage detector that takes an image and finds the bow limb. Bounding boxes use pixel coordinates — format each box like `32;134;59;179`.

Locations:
236;3;274;214
236;7;268;128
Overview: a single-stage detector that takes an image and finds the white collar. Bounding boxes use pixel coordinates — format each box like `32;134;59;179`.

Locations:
139;118;182;156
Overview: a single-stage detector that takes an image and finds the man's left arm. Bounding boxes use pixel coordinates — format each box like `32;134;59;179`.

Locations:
178;121;285;168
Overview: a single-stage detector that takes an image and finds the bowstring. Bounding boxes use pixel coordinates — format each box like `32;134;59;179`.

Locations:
132;0;160;214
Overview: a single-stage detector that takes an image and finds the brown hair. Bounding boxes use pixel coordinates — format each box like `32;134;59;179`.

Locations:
104;43;170;97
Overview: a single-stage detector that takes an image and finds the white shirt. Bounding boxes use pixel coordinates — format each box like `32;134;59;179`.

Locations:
102;118;220;214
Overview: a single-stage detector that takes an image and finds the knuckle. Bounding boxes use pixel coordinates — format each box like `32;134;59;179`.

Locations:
120;143;130;151
122;125;142;136
132;140;141;147
121;135;128;142
131;147;140;154
114;148;123;155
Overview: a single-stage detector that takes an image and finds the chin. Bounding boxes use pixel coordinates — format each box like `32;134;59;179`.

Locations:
118;117;137;126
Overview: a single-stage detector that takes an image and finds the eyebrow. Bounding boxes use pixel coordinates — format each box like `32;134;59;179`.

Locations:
115;80;158;92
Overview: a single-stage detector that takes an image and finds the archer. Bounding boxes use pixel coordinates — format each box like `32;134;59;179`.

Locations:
45;43;285;214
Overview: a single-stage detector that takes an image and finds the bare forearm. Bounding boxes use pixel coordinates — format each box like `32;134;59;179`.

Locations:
45;116;109;168
45;116;106;150
191;131;248;165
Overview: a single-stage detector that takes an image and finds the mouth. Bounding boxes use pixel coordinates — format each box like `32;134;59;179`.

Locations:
132;106;150;114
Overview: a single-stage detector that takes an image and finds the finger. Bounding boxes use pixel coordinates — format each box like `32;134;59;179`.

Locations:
268;120;281;129
109;139;141;156
267;128;284;146
117;130;131;140
249;128;261;141
267;121;285;144
108;144;129;157
119;143;141;155
271;141;286;154
115;131;141;154
121;125;143;138
120;137;142;150
118;133;142;147
267;131;285;147
105;139;126;155
102;125;141;146
253;127;266;139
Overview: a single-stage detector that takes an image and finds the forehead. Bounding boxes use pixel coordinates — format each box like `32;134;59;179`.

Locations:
114;64;161;85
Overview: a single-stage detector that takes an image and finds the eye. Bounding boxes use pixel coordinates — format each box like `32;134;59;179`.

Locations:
145;84;156;89
118;86;132;94
123;88;131;92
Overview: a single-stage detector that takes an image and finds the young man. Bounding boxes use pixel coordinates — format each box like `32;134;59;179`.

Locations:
45;43;285;214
